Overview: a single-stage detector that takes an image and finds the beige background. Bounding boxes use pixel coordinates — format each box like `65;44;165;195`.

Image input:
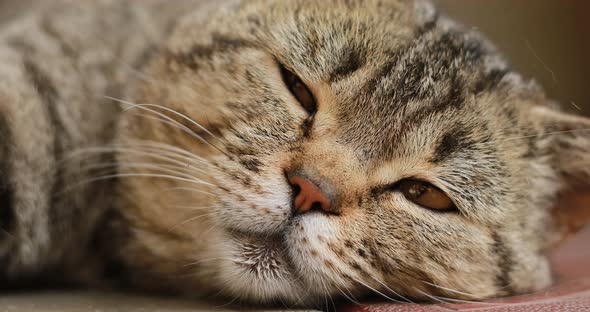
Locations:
435;0;590;116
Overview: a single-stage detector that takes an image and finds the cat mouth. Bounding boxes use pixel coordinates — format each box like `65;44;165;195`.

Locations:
218;228;310;304
227;229;294;277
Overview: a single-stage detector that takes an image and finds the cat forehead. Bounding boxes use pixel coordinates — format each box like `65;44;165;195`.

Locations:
171;0;526;162
252;0;430;78
249;0;516;160
160;0;539;220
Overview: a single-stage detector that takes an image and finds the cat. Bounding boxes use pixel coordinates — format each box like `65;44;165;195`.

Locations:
0;0;589;308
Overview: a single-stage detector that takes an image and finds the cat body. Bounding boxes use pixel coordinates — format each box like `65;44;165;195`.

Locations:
0;0;588;307
0;0;195;284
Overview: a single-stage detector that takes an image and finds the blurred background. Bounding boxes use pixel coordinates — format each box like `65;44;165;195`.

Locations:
435;0;590;116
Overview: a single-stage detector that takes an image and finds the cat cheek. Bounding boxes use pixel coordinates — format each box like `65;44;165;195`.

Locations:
215;172;293;234
285;216;351;282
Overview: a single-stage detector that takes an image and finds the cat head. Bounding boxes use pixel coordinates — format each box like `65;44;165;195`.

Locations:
113;0;590;306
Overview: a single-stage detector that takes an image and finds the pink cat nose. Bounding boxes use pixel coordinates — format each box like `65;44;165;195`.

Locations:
289;175;333;215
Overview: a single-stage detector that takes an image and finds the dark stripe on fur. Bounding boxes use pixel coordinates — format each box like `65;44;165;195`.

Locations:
388;31;480;107
171;34;254;71
328;49;364;83
491;231;514;295
358;11;438;98
413;9;440;49
22;61;60;127
39;19;78;61
23;59;66;232
22;59;65;153
415;10;439;38
473;68;509;95
384;30;485;106
431;126;471;163
0;114;14;235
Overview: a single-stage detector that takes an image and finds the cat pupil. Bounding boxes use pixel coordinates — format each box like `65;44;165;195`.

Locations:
279;64;317;114
399;180;455;211
409;183;426;198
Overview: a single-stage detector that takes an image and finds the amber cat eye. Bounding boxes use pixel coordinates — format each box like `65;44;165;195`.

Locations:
399;179;455;211
279;64;317;114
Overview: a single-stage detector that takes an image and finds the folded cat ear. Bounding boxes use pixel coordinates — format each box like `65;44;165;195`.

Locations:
529;106;590;243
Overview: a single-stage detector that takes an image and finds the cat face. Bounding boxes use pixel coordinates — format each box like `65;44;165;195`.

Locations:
115;0;590;306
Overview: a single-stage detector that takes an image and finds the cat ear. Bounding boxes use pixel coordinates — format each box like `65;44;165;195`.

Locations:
529;106;590;242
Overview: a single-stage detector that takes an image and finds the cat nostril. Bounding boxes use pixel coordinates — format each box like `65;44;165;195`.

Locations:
292;183;301;197
310;202;323;212
288;175;334;215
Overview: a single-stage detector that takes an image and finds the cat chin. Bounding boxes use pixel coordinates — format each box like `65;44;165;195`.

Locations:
213;230;312;305
211;213;344;306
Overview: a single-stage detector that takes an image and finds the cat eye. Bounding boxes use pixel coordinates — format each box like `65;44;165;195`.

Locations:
279;64;317;114
399;179;455;211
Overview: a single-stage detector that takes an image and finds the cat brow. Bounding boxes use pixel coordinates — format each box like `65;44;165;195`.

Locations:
430;127;472;164
328;49;365;83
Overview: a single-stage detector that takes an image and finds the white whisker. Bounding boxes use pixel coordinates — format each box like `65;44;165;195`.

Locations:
420;282;518;307
174;212;218;228
369;274;415;304
119;140;210;160
172;204;218;211
66;143;212;166
184;257;232;267
421;281;481;299
163;187;217;197
60;173;216;195
348;274;406;304
128;112;207;139
105;96;229;156
66;144;223;179
428;296;512;306
412;288;458;312
81;161;210;182
499;128;590;142
333;283;361;305
214;294;239;309
165;211;220;236
413;288;447;304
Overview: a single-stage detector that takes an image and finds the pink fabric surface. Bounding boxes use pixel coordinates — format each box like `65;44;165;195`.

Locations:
339;226;590;312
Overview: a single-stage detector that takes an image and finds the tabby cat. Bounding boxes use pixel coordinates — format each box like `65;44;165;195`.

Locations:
0;0;588;307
